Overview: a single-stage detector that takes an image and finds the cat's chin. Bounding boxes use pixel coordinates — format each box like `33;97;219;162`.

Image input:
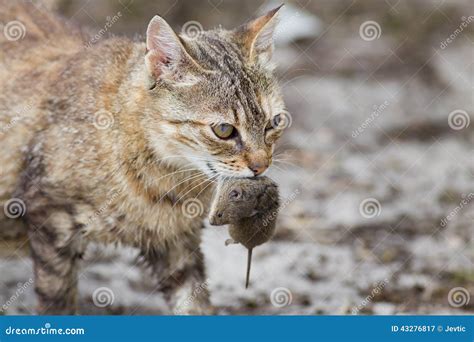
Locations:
216;169;256;179
203;161;258;179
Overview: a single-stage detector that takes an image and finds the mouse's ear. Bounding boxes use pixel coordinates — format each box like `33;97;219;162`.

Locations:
228;186;242;200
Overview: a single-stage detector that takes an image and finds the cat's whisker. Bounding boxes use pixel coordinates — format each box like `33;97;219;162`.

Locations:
273;159;298;167
273;149;299;158
270;164;286;172
173;174;219;207
171;173;211;200
279;69;312;86
269;165;289;175
193;175;218;200
158;173;206;203
153;167;203;183
272;159;297;166
154;155;211;169
154;154;209;163
272;151;298;159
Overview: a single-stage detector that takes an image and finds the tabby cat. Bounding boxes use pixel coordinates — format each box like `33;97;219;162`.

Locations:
0;1;287;314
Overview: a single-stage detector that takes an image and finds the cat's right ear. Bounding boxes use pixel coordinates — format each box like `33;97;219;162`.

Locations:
145;15;200;83
234;6;282;68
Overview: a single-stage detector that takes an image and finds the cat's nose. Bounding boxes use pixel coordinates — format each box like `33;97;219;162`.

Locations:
247;151;269;176
249;163;267;176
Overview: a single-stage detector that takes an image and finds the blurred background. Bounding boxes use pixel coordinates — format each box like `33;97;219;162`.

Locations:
1;0;473;315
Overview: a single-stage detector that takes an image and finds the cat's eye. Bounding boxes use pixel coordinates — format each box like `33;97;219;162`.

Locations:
212;123;236;139
267;114;283;130
272;114;282;128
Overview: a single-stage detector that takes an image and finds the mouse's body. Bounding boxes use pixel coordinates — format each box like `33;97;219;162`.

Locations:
209;176;280;288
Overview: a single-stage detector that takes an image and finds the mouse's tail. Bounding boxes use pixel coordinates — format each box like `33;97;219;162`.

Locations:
245;248;253;289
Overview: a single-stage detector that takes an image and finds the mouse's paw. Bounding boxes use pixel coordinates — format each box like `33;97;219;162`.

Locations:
225;238;237;246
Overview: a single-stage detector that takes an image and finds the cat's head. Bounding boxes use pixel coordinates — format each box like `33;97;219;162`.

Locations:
143;6;287;178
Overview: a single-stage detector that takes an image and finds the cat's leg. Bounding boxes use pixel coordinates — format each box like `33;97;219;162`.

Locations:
27;209;84;314
141;232;212;315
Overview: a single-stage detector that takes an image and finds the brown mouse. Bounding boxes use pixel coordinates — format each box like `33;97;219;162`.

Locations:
209;176;280;288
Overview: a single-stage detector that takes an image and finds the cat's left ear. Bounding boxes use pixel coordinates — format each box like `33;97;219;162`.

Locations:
234;5;282;67
145;15;201;84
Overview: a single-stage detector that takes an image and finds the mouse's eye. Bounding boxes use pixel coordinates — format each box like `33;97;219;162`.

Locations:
229;189;242;200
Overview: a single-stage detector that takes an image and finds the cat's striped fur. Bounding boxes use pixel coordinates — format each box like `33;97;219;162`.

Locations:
0;1;286;314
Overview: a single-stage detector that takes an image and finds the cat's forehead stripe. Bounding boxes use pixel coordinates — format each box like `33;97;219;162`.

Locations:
198;35;266;127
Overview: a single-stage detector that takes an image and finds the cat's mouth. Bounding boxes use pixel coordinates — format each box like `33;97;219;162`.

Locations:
205;162;255;179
